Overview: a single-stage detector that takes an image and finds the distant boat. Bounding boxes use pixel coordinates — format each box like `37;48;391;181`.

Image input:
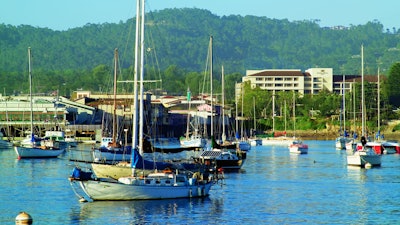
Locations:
381;140;400;154
180;88;207;149
287;92;308;154
14;48;65;159
288;140;308;154
0;132;12;149
335;74;352;150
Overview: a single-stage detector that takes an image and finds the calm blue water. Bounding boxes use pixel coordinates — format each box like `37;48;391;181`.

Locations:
1;140;400;224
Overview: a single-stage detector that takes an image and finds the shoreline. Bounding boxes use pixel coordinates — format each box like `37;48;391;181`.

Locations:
283;130;400;141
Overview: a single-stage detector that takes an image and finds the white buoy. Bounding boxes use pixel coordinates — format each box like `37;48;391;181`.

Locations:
15;212;32;224
365;163;372;169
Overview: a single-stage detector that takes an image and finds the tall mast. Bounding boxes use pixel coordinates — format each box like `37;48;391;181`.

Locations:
272;91;275;132
132;0;140;152
377;66;380;138
221;66;226;142
342;73;346;135
209;36;213;137
138;0;145;152
112;48;118;146
361;44;365;137
28;47;34;143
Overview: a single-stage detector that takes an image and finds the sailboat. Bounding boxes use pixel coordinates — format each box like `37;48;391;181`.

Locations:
235;82;251;151
14;48;65;159
196;37;247;171
69;0;214;201
347;45;381;167
248;97;262;146
261;93;292;146
335;74;352;149
179;88;207;148
288;92;308;154
92;49;132;162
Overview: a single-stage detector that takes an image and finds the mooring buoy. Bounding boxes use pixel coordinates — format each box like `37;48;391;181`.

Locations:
15;211;32;224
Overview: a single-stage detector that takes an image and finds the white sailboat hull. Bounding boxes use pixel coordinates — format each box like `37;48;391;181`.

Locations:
262;138;293;146
180;137;206;148
347;149;381;167
76;178;212;201
14;146;64;158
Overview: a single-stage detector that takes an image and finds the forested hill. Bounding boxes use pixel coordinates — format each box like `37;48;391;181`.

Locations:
0;8;399;95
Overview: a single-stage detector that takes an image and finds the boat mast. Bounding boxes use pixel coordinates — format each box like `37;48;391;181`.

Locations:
209;36;213;138
221;66;226;143
112;48;118;146
185;88;191;140
293;91;296;138
28;47;34;143
272;91;275;133
253;96;256;135
235;82;238;140
377;66;380;139
342;73;346;135
361;44;365;137
138;0;145;152
132;0;145;154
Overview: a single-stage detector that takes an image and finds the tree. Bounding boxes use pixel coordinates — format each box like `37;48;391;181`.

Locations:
386;62;400;107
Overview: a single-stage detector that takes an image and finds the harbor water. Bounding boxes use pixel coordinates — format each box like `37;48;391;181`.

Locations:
1;140;400;224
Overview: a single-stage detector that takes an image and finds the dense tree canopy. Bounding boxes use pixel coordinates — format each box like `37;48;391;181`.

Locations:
0;8;399;131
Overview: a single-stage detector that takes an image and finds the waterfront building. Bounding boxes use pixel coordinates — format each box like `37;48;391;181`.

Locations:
238;68;380;98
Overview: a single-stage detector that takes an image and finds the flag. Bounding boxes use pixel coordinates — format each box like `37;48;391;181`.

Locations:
187;89;191;101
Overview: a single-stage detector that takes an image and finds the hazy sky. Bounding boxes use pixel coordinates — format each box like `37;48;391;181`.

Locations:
1;0;399;31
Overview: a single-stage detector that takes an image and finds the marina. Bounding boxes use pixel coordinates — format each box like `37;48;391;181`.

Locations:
1;140;400;224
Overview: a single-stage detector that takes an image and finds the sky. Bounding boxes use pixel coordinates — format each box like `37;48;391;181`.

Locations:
1;0;400;31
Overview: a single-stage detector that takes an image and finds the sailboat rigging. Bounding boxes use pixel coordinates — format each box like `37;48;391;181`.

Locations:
69;0;215;201
346;44;381;167
92;48;132;162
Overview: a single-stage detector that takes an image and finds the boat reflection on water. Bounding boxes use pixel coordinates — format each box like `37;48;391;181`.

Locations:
346;165;368;183
72;198;216;224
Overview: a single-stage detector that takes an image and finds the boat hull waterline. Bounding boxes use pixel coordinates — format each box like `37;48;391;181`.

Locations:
14;146;64;158
74;178;212;201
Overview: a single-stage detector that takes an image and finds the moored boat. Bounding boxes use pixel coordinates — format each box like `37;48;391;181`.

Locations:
347;137;381;168
288;140;308;154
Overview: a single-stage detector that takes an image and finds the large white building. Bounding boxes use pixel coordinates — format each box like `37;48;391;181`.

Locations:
237;67;381;102
241;68;333;95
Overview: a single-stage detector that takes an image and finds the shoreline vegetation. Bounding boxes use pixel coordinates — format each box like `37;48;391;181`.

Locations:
279;128;400;141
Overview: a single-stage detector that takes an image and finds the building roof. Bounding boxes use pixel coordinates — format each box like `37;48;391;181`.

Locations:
248;70;311;77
